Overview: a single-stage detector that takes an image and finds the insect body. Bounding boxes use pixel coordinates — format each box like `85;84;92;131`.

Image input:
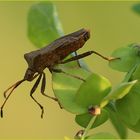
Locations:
1;28;114;118
24;28;90;80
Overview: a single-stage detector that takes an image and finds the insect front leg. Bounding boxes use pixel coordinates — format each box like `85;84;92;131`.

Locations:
30;74;44;118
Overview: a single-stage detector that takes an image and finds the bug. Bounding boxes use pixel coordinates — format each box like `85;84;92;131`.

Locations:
1;28;115;118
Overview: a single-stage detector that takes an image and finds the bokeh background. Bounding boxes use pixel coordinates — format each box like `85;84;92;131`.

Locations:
0;1;140;139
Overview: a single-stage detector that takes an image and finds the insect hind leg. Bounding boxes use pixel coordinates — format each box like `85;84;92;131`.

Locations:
59;51;119;65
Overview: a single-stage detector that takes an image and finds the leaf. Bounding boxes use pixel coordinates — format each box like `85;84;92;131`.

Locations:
116;82;140;130
106;102;127;139
28;1;63;48
132;3;140;15
100;80;137;108
85;132;117;139
126;119;140;133
109;44;140;72
75;109;108;129
52;68;92;114
75;73;111;108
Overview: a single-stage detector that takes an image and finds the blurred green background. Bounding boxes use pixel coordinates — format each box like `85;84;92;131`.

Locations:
0;1;140;139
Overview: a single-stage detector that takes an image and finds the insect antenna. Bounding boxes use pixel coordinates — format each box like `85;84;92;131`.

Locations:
4;81;22;98
1;79;25;118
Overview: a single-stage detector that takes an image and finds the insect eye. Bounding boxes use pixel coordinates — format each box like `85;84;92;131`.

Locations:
24;68;35;81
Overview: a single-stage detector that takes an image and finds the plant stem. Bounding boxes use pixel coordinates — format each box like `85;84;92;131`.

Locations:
81;116;97;140
122;64;137;82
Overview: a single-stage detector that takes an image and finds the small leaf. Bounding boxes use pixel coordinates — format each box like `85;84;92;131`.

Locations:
106;103;127;139
109;44;140;72
100;80;137;108
75;109;108;128
86;132;117;139
116;82;140;128
126;119;140;133
28;1;63;48
52;68;91;114
75;73;111;108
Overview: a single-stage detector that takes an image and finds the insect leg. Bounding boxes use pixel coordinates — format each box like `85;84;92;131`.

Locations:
59;51;119;64
52;68;85;82
59;51;94;64
30;74;44;118
41;72;58;101
1;79;25;118
89;51;120;61
40;72;62;108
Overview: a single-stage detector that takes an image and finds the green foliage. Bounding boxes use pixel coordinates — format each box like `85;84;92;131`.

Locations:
75;109;108;128
100;80;137;108
109;44;140;72
28;1;63;48
27;1;140;139
75;73;111;108
106;103;127;139
85;132;117;139
116;82;140;132
52;68;91;114
108;43;140;134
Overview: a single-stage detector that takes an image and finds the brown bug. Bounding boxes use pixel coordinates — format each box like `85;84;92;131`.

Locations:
1;28;115;118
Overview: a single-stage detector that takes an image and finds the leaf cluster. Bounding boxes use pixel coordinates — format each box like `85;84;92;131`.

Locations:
27;1;140;139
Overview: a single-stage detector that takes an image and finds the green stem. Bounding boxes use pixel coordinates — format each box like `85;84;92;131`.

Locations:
122;64;138;82
81;116;97;140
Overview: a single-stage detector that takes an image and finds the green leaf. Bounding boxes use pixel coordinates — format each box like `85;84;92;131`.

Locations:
85;132;117;139
100;80;137;108
75;73;111;108
109;44;140;72
75;109;108;129
52;68;91;114
126;119;140;133
28;1;63;48
132;3;140;15
106;103;127;139
116;82;140;130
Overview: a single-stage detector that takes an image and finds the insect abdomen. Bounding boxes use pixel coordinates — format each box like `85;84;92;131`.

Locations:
55;37;85;60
